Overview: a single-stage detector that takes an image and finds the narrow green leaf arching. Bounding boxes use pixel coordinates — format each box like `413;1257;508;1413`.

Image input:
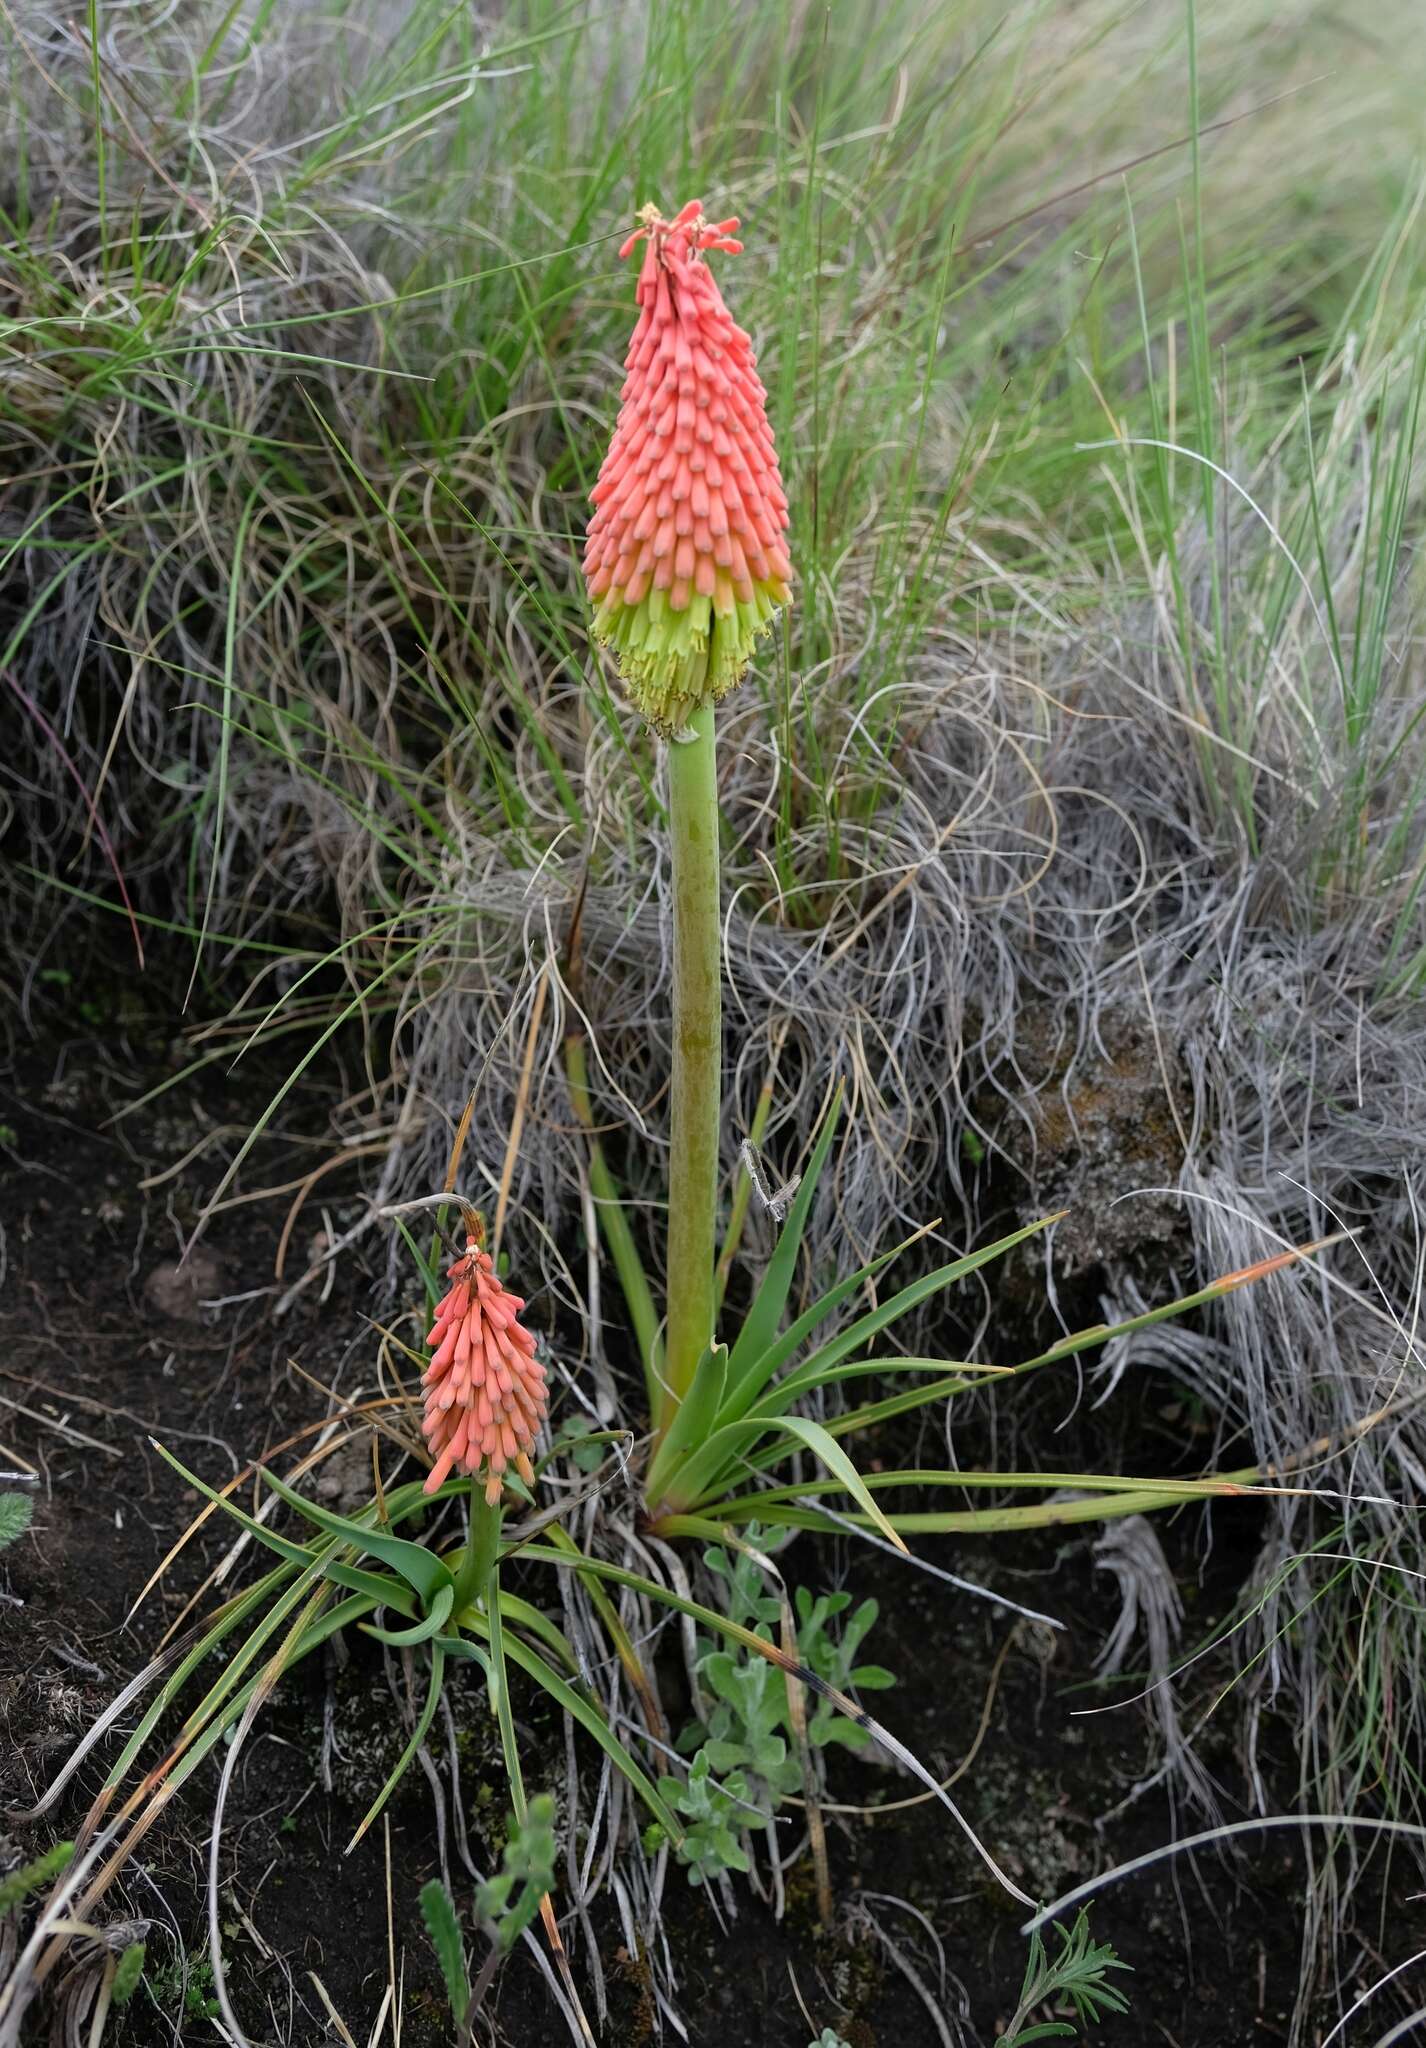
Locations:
258;1463;454;1606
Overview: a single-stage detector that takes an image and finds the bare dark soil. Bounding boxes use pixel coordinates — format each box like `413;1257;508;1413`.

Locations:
2;966;1423;2047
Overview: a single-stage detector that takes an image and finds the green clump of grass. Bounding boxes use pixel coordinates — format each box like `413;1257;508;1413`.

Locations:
7;0;1426;964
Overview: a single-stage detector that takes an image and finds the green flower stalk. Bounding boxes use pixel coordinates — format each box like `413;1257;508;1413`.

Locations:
663;694;722;1425
584;200;793;1425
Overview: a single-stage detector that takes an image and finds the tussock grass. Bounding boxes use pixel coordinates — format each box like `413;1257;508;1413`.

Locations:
4;0;1426;2024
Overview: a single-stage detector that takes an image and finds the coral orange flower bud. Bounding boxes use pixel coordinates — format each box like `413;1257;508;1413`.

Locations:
585;199;792;733
420;1223;548;1506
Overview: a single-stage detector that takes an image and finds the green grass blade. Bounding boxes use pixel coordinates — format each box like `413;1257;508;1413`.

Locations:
645;1341;727;1503
439;1629;682;1843
346;1642;446;1854
721;1083;843;1400
726;1216;1056;1435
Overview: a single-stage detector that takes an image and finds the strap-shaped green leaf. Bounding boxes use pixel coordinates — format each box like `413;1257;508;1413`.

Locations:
721;1085;842;1401
714;1232;926;1432
438;1631;683;1843
325;1559;417;1611
496;1590;580;1674
718;1465;1263;1504
748;1216;1056;1426
259;1463;453;1605
151;1441;315;1567
363;1584;454;1646
149;1592;377;1811
812;1366;1023;1445
95;1569;290;1798
682;1481;1240;1536
645;1341;727;1501
659;1415;908;1552
747;1353;991;1421
173;1558;333;1751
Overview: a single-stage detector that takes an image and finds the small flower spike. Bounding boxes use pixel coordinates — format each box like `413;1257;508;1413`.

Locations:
585;199;792;733
420;1218;547;1505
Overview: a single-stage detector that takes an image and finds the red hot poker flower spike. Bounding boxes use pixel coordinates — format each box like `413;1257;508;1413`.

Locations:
585;199;792;733
420;1229;548;1506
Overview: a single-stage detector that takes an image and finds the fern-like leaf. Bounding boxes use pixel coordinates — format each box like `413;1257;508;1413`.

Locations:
1004;1908;1132;2045
0;1840;73;1915
112;1940;147;2008
477;1795;556;1952
419;1878;470;2023
0;1493;34;1552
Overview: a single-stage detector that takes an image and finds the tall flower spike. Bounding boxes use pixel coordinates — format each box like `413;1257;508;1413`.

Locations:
585;199;792;733
420;1222;548;1506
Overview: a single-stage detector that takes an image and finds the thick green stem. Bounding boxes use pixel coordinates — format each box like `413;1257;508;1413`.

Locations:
450;1483;502;1619
661;697;722;1432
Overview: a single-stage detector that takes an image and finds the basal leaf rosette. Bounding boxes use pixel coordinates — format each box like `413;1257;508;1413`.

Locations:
585;200;792;734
